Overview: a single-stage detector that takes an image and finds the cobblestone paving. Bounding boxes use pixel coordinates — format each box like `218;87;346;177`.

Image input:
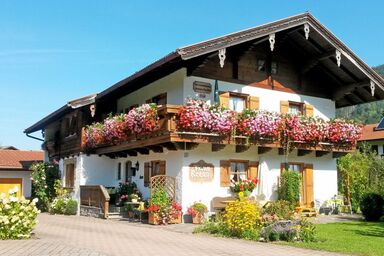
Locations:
0;214;348;256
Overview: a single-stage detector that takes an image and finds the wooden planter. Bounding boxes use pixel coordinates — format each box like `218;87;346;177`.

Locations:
148;213;160;225
169;213;182;224
192;212;204;224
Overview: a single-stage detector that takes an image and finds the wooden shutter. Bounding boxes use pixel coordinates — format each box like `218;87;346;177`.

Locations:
144;162;150;187
220;160;231;187
305;104;314;117
303;163;314;207
247;161;259;180
248;96;260;110
280;101;289;114
219;92;230;108
159;161;166;175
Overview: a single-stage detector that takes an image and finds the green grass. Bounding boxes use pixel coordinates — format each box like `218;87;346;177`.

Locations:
281;221;384;256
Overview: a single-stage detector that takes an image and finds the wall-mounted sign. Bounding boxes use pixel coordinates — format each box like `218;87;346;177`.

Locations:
193;81;212;94
189;160;214;183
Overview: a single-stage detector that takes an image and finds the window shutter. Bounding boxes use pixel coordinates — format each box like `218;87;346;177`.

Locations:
159;161;166;175
248;96;260;110
247;161;259;180
144;162;150;187
220;160;231;187
219;92;230;108
303;163;314;207
305;104;314;117
280;101;289;114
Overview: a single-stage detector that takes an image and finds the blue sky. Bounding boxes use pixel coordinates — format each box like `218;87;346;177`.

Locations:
1;0;384;150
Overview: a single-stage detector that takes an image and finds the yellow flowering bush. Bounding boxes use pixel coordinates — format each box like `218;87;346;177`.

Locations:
224;198;261;238
0;187;40;239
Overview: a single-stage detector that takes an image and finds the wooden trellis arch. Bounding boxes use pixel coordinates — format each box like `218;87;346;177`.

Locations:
150;175;176;201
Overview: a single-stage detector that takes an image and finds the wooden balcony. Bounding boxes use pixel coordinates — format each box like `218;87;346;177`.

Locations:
81;105;355;159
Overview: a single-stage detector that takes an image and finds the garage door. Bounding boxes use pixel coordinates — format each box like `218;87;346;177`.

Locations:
0;178;22;198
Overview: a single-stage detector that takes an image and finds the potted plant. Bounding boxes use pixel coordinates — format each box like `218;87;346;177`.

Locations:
187;202;207;224
169;202;182;224
231;178;258;198
147;204;161;225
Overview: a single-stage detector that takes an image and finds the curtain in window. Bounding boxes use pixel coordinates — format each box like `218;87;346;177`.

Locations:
229;97;245;112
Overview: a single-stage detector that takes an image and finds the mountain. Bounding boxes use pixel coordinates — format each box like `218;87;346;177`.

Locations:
336;65;384;124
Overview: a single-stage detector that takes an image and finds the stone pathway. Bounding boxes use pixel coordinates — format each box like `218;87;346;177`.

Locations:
0;213;349;256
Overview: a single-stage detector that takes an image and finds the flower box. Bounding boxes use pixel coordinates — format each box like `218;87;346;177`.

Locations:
192;212;204;224
148;213;160;225
169;213;182;224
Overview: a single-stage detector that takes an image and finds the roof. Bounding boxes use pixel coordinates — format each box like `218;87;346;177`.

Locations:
0;146;18;150
25;12;384;134
358;124;384;141
0;149;44;170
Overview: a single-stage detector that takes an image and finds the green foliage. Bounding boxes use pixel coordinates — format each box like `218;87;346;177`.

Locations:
360;193;384;221
30;162;60;211
263;200;294;220
338;143;384;212
64;199;78;215
49;180;77;215
298;218;317;242
260;218;316;242
189;202;208;214
151;187;171;208
0;189;39;239
278;170;301;207
117;182;137;196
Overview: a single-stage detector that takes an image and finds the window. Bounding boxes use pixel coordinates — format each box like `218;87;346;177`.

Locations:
286;163;303;172
117;163;121;180
65;163;75;188
230;161;248;182
228;92;248;112
257;59;266;72
288;101;304;115
125;161;132;183
146;93;167;106
144;161;166;187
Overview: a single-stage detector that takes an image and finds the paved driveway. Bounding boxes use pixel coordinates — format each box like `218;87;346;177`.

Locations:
0;213;346;256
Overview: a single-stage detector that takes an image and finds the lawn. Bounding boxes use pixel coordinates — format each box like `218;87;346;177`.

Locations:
282;221;384;256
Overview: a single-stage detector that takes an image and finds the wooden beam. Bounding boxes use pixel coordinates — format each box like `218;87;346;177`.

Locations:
297;30;324;53
125;150;138;156
301;50;335;74
236;145;250;153
135;148;149;155
258;146;273;155
316;151;329;157
212;144;226;152
174;142;199;150
278;148;285;155
332;81;369;100
297;149;312;156
162;142;177;151
146;145;163;153
333;152;348;158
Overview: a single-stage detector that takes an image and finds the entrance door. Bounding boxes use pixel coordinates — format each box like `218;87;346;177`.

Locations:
0;178;22;198
283;163;314;207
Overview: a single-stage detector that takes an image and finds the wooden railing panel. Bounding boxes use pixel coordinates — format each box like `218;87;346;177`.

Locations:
80;185;110;218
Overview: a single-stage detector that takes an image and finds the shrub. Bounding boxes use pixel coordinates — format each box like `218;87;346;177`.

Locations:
0;187;40;239
187;202;208;217
224;198;261;237
263;200;294;220
360;193;384;221
49;181;77;215
260;218;316;242
64;199;78;215
278;170;301;207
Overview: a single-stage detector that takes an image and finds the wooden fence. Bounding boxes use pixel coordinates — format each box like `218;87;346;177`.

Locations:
80;185;110;219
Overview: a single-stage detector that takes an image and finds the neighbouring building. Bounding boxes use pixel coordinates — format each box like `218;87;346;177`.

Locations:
25;13;384;217
358;118;384;156
0;148;44;198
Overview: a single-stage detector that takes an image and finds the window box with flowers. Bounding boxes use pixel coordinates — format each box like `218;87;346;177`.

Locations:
187;202;208;224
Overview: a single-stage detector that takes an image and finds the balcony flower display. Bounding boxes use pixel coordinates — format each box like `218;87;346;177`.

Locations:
104;114;128;144
327;119;363;145
84;122;106;148
125;103;159;135
237;110;282;140
177;99;237;135
283;115;327;144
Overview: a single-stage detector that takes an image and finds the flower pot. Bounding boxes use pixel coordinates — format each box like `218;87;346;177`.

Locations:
148;213;160;225
192;212;204;224
169;213;182;224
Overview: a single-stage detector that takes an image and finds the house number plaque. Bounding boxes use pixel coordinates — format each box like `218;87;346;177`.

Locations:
189;160;214;182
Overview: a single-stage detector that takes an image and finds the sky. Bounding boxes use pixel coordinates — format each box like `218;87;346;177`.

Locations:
1;0;384;150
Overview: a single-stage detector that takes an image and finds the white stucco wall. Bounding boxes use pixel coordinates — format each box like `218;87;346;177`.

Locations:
0;170;32;198
117;68;186;112
183;76;336;120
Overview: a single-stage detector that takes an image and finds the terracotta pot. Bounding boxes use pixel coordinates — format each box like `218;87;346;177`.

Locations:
169;213;182;224
192;212;204;224
148;213;160;225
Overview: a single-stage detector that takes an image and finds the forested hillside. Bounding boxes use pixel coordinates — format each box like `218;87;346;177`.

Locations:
336;65;384;124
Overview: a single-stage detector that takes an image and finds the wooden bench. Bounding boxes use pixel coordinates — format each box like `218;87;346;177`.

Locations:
211;196;236;212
